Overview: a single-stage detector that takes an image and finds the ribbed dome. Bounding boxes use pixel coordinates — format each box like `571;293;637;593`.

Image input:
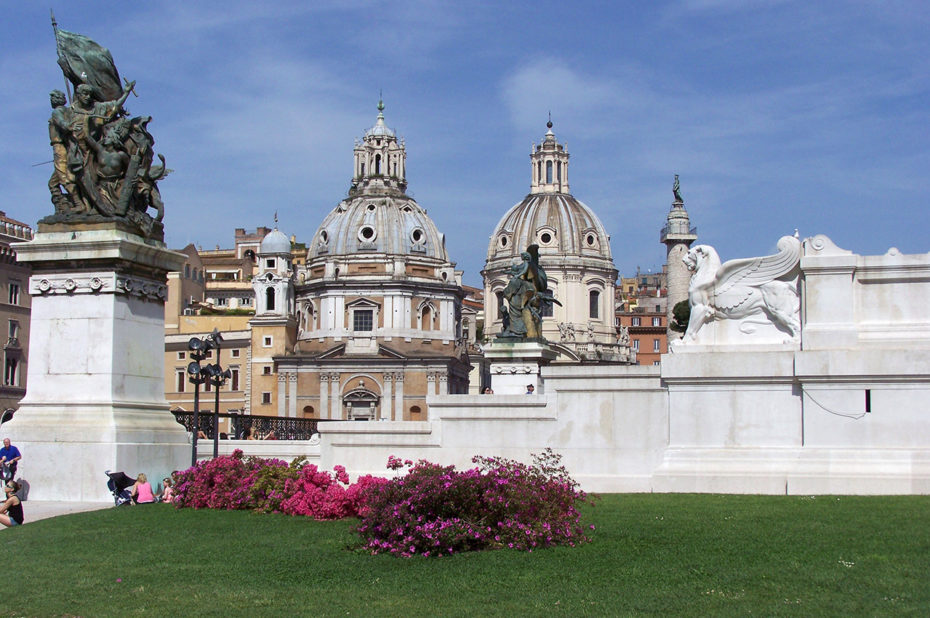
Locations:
486;193;612;263
309;195;448;261
260;228;291;255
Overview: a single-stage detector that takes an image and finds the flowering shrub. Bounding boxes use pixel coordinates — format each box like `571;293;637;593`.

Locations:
356;449;592;557
172;450;383;519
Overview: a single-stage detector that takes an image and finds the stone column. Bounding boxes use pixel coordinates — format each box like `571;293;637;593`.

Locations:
319;373;329;420
394;373;404;420
277;374;287;416
7;225;189;501
330;373;341;419
288;373;298;418
382;373;393;421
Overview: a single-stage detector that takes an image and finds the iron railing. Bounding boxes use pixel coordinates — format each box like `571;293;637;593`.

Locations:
171;410;330;440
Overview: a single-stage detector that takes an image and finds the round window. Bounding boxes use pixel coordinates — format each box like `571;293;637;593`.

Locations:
367;204;376;211
540;232;552;244
359;226;376;241
320;230;328;242
411;229;423;243
500;236;508;248
586;234;596;246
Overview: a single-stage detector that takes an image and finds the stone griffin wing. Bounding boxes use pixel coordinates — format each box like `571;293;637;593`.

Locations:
711;235;801;311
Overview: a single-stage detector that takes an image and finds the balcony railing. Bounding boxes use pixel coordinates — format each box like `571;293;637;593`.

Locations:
171;410;332;440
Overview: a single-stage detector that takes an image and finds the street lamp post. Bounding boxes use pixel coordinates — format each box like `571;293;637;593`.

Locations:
203;361;231;459
186;329;222;466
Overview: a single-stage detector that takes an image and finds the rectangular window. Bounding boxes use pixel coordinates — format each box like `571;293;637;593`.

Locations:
8;320;17;339
632;317;641;326
216;297;228;306
653;338;661;352
204;378;211;392
263;366;272;375
176;370;185;393
231;368;240;391
177;351;186;360
353;309;373;332
8;283;20;305
653;360;661;366
263;336;273;347
632;339;640;351
4;358;17;386
589;291;600;319
261;392;272;405
652;317;661;327
231;349;240;358
205;350;213;359
266;259;275;269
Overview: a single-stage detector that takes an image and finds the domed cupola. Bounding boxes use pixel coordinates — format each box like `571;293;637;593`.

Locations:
306;100;453;271
486;120;613;265
260;227;291;256
482;120;624;361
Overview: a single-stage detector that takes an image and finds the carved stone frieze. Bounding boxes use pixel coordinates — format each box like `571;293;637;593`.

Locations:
30;272;166;302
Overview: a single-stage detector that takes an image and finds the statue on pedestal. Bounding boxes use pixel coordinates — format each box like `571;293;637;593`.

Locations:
42;18;168;240
498;244;560;341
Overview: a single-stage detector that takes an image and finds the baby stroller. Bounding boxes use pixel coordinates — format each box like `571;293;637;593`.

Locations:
105;470;135;506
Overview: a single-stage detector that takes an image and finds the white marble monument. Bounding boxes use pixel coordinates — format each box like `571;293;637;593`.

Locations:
6;225;190;501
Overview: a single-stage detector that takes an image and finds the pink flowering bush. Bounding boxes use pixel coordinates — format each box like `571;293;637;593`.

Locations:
172;450;384;519
356;449;592;557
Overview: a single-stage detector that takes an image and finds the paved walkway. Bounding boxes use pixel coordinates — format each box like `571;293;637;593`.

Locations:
21;500;111;523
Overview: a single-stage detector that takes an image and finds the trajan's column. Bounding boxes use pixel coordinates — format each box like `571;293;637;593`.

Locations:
661;175;698;339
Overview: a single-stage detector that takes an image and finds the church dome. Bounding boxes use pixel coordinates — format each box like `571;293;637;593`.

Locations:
310;196;448;261
486;122;611;264
307;101;449;263
260;228;291;255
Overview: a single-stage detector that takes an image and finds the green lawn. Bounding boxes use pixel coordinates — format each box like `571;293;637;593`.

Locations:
4;494;928;616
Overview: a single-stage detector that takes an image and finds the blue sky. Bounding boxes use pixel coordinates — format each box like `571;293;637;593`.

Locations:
2;1;928;287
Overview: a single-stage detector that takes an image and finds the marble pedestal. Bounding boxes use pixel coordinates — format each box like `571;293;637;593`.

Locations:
484;339;558;394
5;225;190;501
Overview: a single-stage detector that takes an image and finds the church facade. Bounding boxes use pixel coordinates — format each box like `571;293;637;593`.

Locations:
253;102;470;421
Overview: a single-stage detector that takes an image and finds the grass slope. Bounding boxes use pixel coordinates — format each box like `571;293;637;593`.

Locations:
3;494;928;616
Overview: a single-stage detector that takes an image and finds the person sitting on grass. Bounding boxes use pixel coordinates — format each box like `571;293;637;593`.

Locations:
160;477;175;504
0;481;23;527
131;473;156;504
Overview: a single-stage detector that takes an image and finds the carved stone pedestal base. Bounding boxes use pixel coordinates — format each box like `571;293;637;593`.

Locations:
484;340;558;395
5;226;189;501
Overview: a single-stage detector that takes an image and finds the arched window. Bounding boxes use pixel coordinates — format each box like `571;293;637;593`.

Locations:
589;290;600;319
557;161;562;181
184;264;190;278
422;306;432;330
496;291;505;321
266;287;276;312
360;162;365;176
546;161;553;183
375;154;381;175
537;161;542;183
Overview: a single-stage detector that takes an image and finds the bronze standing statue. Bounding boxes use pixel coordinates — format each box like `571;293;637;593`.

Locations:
498;244;560;341
42;18;168;240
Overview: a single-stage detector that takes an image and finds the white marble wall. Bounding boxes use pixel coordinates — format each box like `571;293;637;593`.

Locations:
316;237;930;495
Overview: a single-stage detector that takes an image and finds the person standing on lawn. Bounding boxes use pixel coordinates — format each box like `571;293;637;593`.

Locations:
0;439;22;483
